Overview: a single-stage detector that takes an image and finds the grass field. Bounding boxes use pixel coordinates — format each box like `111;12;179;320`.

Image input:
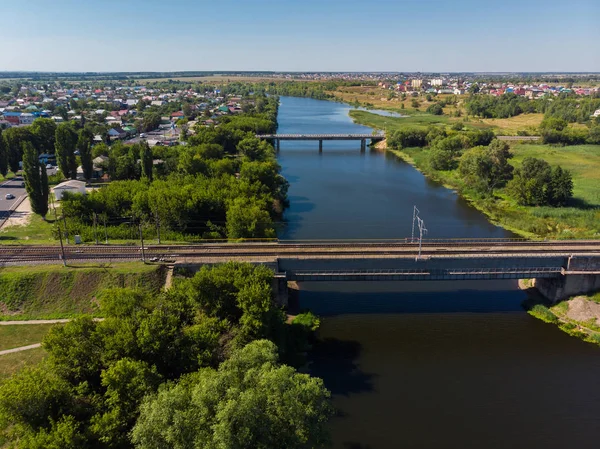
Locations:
350;109;453;130
511;144;600;208
0;262;166;319
0;347;46;382
0;324;57;351
480;114;545;134
0;213;58;244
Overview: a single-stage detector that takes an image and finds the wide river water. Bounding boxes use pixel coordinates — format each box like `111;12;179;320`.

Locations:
276;96;600;448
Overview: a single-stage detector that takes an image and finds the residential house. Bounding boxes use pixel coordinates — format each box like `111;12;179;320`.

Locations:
2;112;21;125
592;109;600;118
53;180;87;201
108;127;127;140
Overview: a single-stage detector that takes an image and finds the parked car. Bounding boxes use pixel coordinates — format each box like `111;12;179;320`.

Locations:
46;164;52;169
5;193;15;200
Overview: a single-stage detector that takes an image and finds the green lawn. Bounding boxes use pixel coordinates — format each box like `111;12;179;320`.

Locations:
0;213;58;244
0;324;57;351
0;347;47;382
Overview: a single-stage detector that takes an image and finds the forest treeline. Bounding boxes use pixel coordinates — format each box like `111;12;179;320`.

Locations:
388;127;573;207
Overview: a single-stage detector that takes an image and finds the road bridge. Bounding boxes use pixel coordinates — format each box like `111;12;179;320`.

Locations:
2;240;600;304
256;133;386;152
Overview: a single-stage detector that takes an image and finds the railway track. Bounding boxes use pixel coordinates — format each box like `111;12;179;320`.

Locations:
1;240;600;264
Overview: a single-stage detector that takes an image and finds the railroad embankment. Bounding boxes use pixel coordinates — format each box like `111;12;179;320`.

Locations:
0;263;166;320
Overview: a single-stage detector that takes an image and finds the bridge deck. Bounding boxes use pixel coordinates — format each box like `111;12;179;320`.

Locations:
256;134;385;141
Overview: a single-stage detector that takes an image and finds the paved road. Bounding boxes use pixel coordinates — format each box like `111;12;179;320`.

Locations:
0;176;27;228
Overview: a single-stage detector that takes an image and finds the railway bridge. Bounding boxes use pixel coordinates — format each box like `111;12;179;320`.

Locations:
2;239;600;305
256;133;386;152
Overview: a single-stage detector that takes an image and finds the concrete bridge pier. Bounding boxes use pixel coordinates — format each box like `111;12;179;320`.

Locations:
319;140;323;153
535;256;600;303
272;275;289;307
535;274;600;303
276;139;280;152
360;138;366;152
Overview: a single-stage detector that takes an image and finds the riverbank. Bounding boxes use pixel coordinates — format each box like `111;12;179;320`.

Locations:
521;280;600;347
352;110;600;239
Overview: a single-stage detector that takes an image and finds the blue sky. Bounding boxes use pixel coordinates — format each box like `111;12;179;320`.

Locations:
1;0;598;72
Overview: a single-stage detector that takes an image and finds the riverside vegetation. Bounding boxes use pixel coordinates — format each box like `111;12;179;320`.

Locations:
0;262;332;448
350;109;600;239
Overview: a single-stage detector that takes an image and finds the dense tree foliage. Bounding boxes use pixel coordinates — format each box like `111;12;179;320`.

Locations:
507;157;573;206
458;140;514;193
55;123;78;179
22;141;48;216
77;128;94;181
0;128;8;176
60;96;287;242
132;340;333;449
30;118;57;155
0;263;330;448
3;126;33;173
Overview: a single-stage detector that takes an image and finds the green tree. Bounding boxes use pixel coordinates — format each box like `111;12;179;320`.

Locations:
140;142;153;181
131;340;333;449
90;359;161;447
4;126;34;173
547;165;573;206
55;123;78;179
507;157;552;206
22;141;48;217
426;103;443;115
226;198;275;239
30;118;57;155
78;128;94;182
0;365;73;432
458;140;513;193
0;128;8;177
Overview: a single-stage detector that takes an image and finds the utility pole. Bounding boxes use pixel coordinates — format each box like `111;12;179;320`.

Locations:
103;215;108;244
155;214;161;244
93;212;98;245
138;221;146;262
57;220;66;267
416;216;428;261
62;214;69;244
411;206;419;243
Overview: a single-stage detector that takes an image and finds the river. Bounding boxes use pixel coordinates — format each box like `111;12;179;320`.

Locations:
276;96;600;449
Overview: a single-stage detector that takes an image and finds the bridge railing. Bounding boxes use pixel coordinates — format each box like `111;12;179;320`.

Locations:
288;267;564;276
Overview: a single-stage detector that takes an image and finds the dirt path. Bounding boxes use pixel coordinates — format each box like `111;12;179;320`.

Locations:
0;343;41;356
164;265;175;290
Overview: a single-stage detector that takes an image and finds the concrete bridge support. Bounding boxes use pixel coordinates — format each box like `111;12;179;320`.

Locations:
272;276;289;307
276;139;280;152
361;138;366;152
535;274;600;303
319;140;323;153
